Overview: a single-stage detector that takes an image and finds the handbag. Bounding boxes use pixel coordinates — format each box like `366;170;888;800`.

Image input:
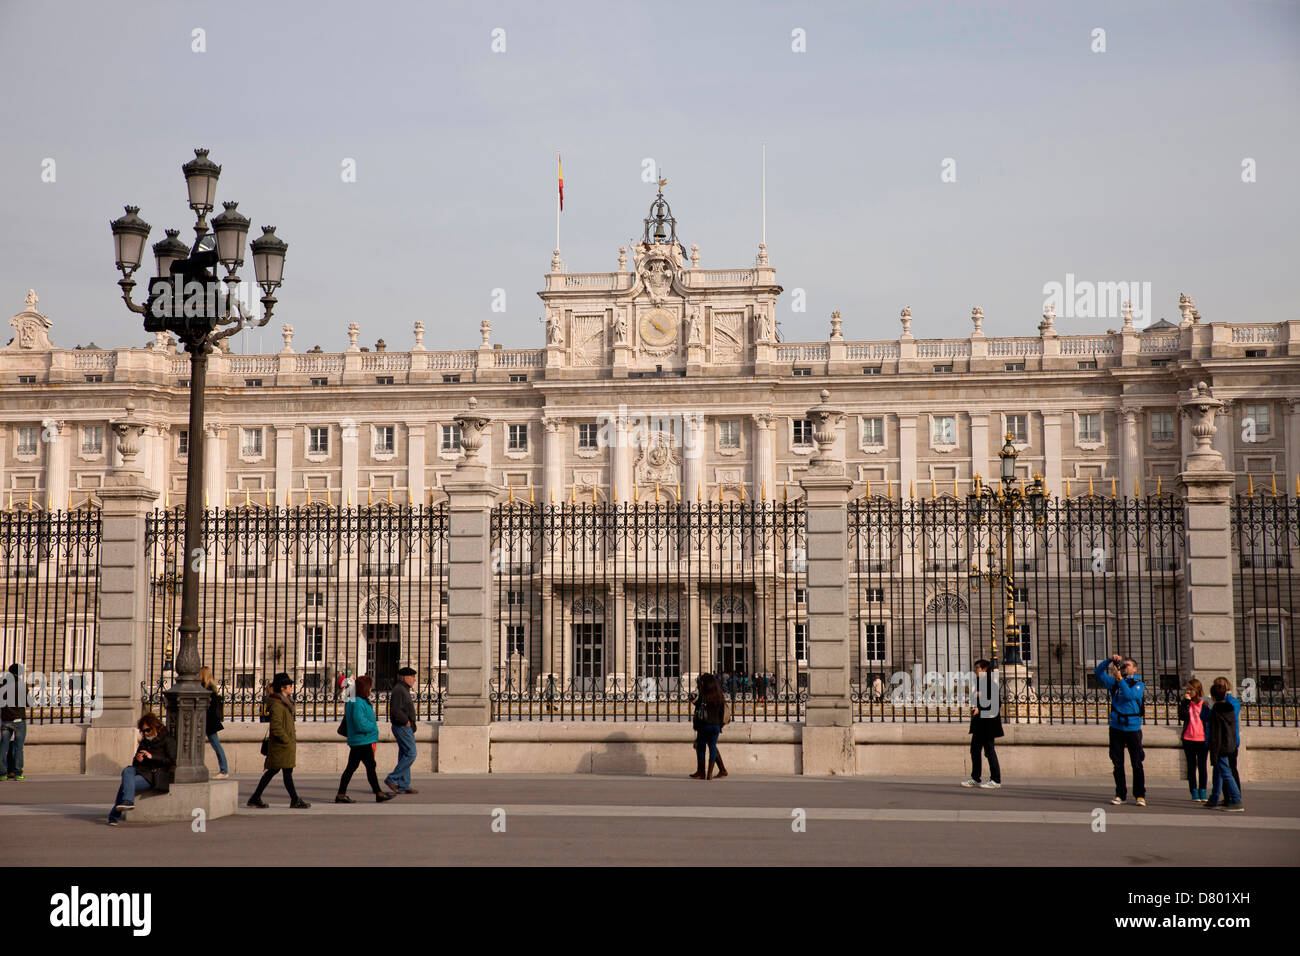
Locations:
337;699;350;738
259;735;269;756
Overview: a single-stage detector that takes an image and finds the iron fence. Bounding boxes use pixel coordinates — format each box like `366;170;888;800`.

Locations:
0;508;101;723
490;501;807;720
849;494;1187;724
143;504;448;721
1231;494;1299;726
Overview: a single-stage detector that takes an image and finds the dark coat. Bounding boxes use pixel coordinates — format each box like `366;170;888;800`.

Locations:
136;733;177;793
388;680;416;730
264;694;297;770
1209;700;1238;759
205;691;224;736
693;697;725;730
969;673;1004;741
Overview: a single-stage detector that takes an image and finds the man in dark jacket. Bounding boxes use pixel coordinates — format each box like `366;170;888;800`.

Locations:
2;663;27;780
962;660;1004;789
1095;654;1147;806
384;666;419;794
1205;681;1244;811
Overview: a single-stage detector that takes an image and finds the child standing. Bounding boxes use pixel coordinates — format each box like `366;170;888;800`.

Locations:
1178;679;1210;802
1204;681;1244;812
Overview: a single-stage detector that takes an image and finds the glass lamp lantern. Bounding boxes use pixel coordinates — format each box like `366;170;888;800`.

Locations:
110;206;152;275
181;148;222;215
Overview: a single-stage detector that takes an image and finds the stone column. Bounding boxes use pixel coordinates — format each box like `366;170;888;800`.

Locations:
42;418;68;510
438;398;500;773
1120;405;1141;496
407;423;427;505
752;413;776;501
274;426;294;505
1178;383;1238;688
148;424;168;500
0;426;7;503
969;413;990;486
341;420;359;503
898;415;917;500
86;412;159;773
1287;399;1300;495
542;416;564;503
799;390;855;775
1041;412;1063;498
202;423;224;507
683;413;705;502
1212;401;1235;473
613;414;632;504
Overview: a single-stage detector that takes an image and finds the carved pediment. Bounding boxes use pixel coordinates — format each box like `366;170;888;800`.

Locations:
6;290;53;351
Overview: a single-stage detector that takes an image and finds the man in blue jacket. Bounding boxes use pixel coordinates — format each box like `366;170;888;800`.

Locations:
1095;654;1147;806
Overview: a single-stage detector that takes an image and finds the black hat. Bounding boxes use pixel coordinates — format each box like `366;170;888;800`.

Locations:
272;672;294;691
397;666;417;677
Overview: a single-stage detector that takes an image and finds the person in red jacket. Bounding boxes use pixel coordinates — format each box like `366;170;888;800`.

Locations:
1178;678;1211;802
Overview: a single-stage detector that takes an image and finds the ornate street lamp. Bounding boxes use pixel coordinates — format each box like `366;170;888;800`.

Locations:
110;147;287;784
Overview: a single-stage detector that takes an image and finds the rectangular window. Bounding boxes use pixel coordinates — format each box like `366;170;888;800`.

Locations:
309;427;329;454
509;374;527;383
577;423;598;449
376;375;394;386
933;364;953;373
1078;413;1101;443
1078;360;1098;370
85;374;104;383
18;375;35;385
1005;414;1028;443
1157;624;1179;667
1004;362;1025;372
862;366;882;375
244;378;263;388
636;621;681;681
374;426;395;455
864;587;884;603
1082;623;1108;668
719;420;740;449
932;416;956;445
1255;622;1283;670
441;425;462;452
442;374;461;384
792;367;812;377
310;377;328;387
862;623;886;662
1005;622;1032;665
64;623;94;671
1150;411;1174;444
306;591;324;607
178;430;189;456
81;426;104;455
1013;586;1029;603
304;625;324;666
793;419;814;446
862;417;884;446
1245;349;1266;358
506;590;525;607
0;625;24;669
508;424;528;451
241;427;263;457
1149;358;1170;368
505;624;525;657
17;426;39;456
232;622;261;668
1244;404;1271;437
794;623;809;663
795;587;806;605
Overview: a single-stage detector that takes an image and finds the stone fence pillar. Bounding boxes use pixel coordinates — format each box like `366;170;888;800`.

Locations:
438;398;500;773
799;390;856;775
85;411;158;773
1178;383;1237;689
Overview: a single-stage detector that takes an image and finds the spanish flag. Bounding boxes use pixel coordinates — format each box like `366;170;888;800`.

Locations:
557;154;564;211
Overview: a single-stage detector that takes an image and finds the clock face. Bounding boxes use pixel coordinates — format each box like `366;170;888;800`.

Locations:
639;310;678;347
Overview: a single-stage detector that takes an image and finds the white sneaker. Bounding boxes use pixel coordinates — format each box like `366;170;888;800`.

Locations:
980;781;1002;789
214;772;229;779
960;778;979;788
1111;796;1125;805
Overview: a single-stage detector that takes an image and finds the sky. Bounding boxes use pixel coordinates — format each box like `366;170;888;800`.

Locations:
1;0;1297;352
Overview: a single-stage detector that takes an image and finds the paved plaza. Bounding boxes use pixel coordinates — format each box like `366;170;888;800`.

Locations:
4;773;1297;866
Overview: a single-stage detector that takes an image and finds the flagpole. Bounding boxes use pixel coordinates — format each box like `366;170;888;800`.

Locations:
556;151;561;254
761;143;766;246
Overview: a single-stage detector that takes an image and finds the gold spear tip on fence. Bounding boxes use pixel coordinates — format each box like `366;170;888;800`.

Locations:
1155;476;1161;497
1247;473;1254;497
1063;478;1070;499
387;486;393;506
655;481;660;504
909;480;915;500
529;486;535;504
347;487;352;507
1087;477;1094;498
1111;477;1117;498
1134;477;1140;498
1271;474;1278;498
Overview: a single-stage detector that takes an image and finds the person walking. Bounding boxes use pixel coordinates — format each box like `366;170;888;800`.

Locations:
689;673;728;780
198;666;229;779
106;713;175;825
247;672;310;809
1095;654;1147;806
961;659;1003;789
384;666;419;794
336;675;395;804
1205;680;1244;812
1;663;27;781
1178;678;1211;802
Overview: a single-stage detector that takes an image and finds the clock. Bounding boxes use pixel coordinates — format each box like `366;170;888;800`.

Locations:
639;309;678;347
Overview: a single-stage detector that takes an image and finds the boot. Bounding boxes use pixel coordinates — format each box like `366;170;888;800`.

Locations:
707;759;716;780
689;755;706;779
714;756;728;779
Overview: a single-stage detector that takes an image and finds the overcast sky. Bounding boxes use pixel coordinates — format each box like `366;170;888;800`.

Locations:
2;0;1297;352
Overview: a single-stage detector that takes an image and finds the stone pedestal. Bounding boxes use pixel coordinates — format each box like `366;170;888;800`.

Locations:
130;780;239;823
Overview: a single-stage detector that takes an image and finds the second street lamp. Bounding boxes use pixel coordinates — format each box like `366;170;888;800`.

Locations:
110;147;287;785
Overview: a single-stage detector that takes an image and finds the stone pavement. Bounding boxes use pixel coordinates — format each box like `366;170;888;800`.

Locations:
3;773;1298;866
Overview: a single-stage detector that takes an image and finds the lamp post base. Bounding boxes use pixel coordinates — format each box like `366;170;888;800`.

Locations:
163;683;212;785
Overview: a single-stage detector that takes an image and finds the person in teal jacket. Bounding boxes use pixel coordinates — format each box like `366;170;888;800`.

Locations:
335;675;394;804
1095;654;1147;806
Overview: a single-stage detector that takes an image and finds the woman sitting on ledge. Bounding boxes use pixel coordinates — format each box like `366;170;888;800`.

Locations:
107;713;175;826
